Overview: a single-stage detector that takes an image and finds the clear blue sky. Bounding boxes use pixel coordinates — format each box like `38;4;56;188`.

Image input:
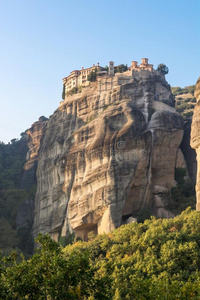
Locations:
0;0;200;143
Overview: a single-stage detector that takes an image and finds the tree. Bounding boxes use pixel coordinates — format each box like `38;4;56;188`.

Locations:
157;63;169;75
1;234;94;299
115;64;128;73
62;84;65;100
88;69;97;82
2;209;200;299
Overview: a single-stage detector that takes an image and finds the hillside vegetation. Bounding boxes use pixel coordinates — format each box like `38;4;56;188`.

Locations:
0;139;35;256
1;208;200;299
172;85;196;118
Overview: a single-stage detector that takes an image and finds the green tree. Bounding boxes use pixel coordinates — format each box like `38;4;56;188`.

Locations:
0;139;36;255
115;64;128;73
1;234;95;299
62;83;65;100
2;209;200;299
88;69;97;82
157;63;169;75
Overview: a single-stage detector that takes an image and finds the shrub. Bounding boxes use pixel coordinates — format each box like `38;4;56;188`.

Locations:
115;64;128;73
169;168;195;213
157;63;169;75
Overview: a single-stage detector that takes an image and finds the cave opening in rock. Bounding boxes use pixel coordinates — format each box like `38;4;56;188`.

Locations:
74;223;97;241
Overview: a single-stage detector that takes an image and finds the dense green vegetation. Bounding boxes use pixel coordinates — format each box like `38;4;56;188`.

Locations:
114;64;128;73
171;85;196;118
1;208;200;299
0;139;35;255
66;86;83;96
171;86;195;96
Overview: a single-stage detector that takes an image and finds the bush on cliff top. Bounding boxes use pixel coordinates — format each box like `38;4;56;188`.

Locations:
1;208;200;299
171;85;195;96
157;63;169;75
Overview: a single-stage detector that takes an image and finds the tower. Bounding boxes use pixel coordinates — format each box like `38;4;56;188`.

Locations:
141;58;148;65
131;61;138;70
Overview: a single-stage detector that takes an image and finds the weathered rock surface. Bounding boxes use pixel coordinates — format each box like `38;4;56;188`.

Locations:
21;116;48;189
17;116;48;232
32;70;186;240
191;78;200;210
180;119;197;182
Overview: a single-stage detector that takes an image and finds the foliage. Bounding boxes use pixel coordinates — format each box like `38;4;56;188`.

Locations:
0;139;35;255
171;85;196;118
169;168;196;214
0;218;19;249
88;69;97;82
2;209;200;298
134;203;152;223
62;83;65;100
171;85;195;96
0;234;106;299
0;143;24;189
157;63;169;75
115;64;128;73
58;232;77;247
65;85;83;96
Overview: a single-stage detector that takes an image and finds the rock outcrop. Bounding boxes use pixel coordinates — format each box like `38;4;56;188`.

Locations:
191;78;200;210
32;69;186;241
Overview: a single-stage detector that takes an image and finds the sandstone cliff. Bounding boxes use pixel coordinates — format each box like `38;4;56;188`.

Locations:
191;78;200;210
31;70;187;241
17;116;48;230
21;116;48;188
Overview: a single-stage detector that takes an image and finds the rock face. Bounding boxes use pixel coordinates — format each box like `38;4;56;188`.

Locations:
17;116;48;231
32;70;185;241
21;116;48;189
191;78;200;210
180;119;197;182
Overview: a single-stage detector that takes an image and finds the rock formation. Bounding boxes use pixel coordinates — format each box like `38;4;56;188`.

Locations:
191;78;200;210
31;69;187;241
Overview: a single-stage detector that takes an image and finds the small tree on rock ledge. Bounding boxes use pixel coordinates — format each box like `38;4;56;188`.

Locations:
157;63;169;75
